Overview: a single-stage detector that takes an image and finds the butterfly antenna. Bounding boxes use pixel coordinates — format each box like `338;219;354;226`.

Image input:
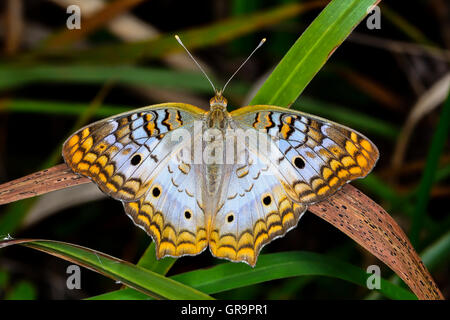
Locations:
175;34;217;94
222;38;266;94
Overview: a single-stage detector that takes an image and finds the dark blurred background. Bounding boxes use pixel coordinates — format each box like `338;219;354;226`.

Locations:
0;0;448;299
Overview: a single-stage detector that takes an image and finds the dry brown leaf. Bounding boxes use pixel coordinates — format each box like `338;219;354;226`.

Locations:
309;184;443;300
0;164;90;205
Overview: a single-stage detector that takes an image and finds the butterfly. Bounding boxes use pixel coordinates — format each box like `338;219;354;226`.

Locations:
62;36;379;266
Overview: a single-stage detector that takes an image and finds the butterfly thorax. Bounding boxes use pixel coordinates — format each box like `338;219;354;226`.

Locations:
206;94;229;129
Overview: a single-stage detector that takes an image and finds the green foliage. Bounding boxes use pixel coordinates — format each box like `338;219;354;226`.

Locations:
1;241;413;300
22;240;213;300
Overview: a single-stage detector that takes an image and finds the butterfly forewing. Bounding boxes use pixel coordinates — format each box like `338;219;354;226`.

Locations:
231;105;379;205
62;103;205;202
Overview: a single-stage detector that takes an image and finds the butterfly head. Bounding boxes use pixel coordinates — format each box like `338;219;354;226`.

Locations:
210;91;228;110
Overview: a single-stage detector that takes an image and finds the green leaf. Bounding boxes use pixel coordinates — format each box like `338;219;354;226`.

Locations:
251;0;381;107
90;251;415;300
0;239;213;300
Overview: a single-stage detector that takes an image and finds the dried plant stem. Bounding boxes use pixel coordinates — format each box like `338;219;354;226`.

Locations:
0;163;444;299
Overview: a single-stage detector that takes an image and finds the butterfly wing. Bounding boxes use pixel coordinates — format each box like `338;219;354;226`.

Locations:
207;105;379;266
63;103;209;258
209;146;306;266
230;105;379;204
124;160;209;259
63;103;205;201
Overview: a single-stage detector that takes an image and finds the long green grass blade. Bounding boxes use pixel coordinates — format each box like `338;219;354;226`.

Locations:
89;251;415;300
251;0;381;107
0;239;213;300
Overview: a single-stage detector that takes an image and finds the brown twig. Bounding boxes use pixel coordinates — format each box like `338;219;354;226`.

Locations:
0;163;444;299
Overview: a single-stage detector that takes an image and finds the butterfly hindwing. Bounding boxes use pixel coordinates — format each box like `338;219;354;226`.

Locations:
124;159;208;259
209;134;306;266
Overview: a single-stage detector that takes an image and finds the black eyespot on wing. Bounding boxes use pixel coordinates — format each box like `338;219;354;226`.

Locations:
227;214;234;223
263;195;272;206
152;186;161;198
294;156;305;169
184;210;191;219
131;154;142;166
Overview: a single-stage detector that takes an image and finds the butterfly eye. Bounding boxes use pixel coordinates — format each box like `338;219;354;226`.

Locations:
293;156;305;169
226;213;234;223
151;186;161;198
184;210;192;219
131;154;142;166
262;195;272;206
